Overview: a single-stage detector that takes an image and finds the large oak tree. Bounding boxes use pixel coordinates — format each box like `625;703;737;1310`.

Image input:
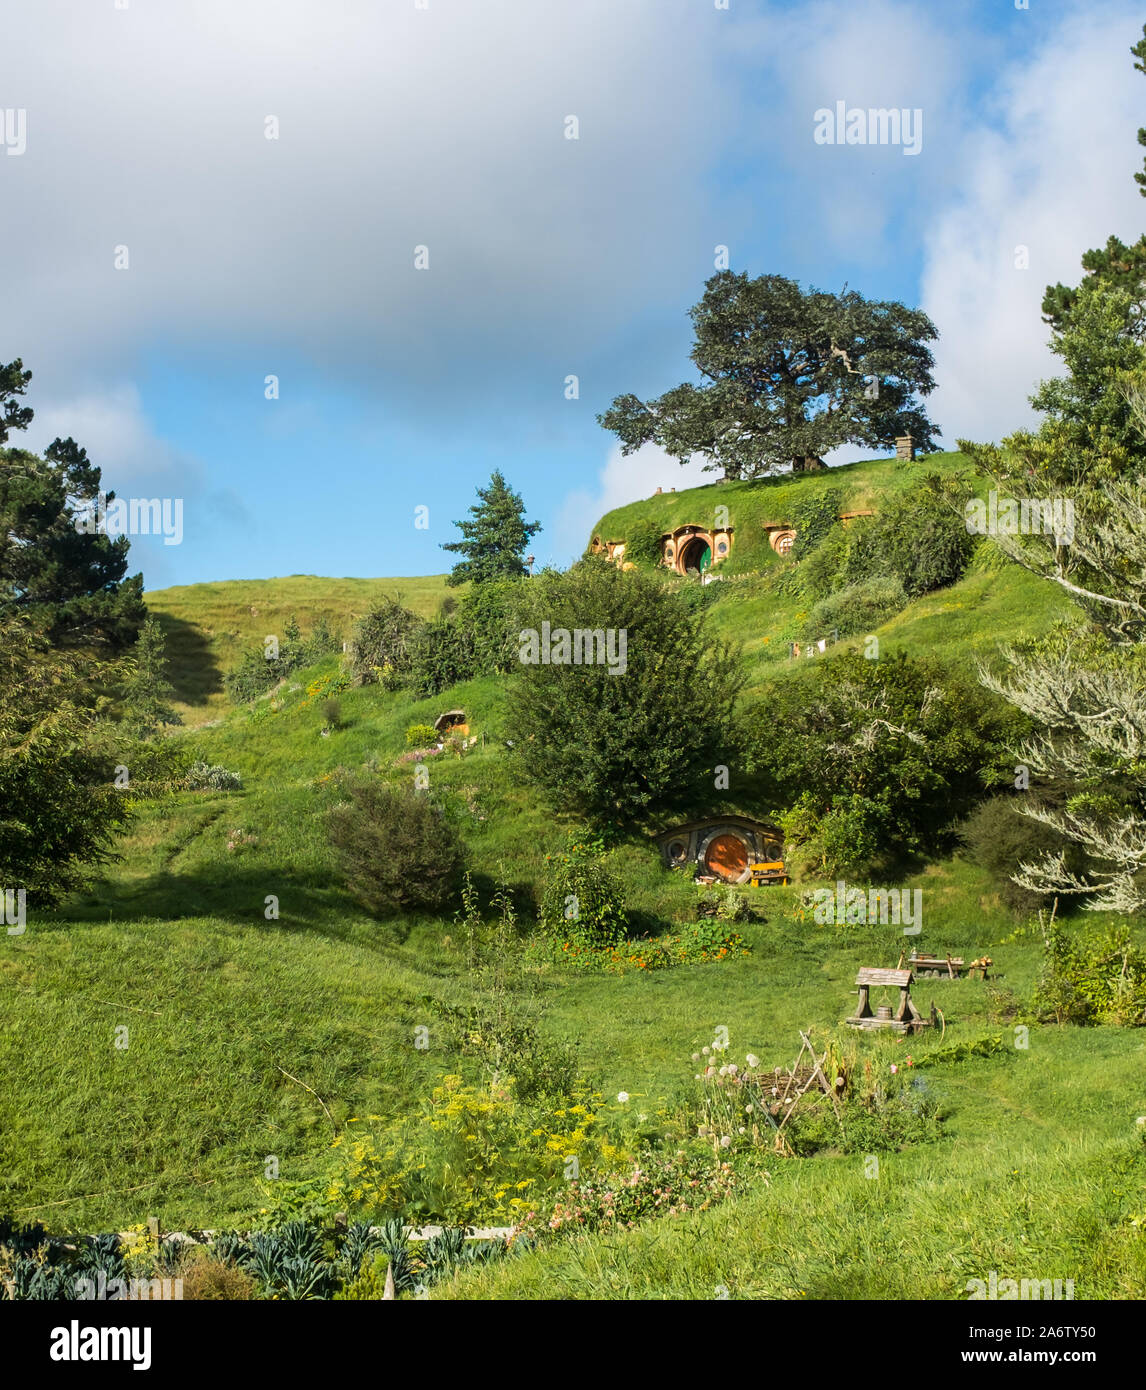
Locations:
599;270;940;479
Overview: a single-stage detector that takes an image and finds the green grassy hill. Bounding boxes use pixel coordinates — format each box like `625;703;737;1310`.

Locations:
2;455;1143;1299
147;574;450;725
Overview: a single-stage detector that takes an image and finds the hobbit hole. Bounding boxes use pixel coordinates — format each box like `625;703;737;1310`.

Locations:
655;816;784;884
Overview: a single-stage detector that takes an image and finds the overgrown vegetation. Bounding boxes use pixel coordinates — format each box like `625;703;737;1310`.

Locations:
327;781;466;918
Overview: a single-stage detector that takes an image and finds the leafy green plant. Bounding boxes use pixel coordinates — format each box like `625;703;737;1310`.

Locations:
1035;918;1146;1026
804;577;908;639
185;760;242;791
540;835;628;948
406;723;439;749
328;782;466;918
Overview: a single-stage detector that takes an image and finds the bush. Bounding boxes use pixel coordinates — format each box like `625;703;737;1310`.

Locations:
185;761;242;791
407;618;475;699
179;1249;257;1301
805;577;908;639
539;836;628;947
348;597;422;687
328;783;466;918
790;486;846;561
749;651;1025;874
452;579;523;677
843;483;974;597
322;698;343;730
959;795;1082;914
406;723;439;749
620;518;666;569
1035;920;1146;1026
225;616;343;703
505;558;744;828
696;884;753;923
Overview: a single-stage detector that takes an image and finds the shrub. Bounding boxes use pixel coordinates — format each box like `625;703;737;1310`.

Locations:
322;698;343;730
843;482;974;597
696;884;753;923
505;558;744;828
406;723;439;749
1035;920;1146;1026
348;597;422;687
805;577;908;639
790;486;846;561
541;1153;738;1234
539;836;628;947
749;651;1025;873
620;518;666;569
225;615;342;703
328;782;466;917
185;761;242;791
406;618;475;698
452;579;524;676
178;1249;257;1301
959;795;1083;914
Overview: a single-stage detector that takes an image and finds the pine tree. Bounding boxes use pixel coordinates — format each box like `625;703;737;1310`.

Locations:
441;471;541;586
120;616;182;738
0;364;145;649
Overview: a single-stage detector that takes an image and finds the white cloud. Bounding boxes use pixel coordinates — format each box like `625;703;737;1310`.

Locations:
921;4;1146;447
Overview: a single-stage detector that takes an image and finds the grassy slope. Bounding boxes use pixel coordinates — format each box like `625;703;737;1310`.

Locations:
147;574;451;726
2;457;1143;1298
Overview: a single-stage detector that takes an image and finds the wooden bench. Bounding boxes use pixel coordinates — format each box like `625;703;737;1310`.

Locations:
749;860;789;887
908;951;963;979
900;950;992;981
846;967;935;1034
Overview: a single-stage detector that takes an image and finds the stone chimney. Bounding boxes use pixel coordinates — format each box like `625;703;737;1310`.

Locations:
895;435;915;461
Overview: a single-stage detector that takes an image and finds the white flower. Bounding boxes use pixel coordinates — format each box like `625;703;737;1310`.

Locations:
617;1091;630;1103
745;1104;754;1114
738;1127;747;1135
704;1066;716;1078
691;1052;700;1062
1137;1116;1146;1126
702;1046;711;1056
720;1135;731;1148
719;1065;729;1077
746;1053;760;1069
728;1063;738;1075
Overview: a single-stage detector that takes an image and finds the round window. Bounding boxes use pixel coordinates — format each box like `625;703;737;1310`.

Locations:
667;840;687;862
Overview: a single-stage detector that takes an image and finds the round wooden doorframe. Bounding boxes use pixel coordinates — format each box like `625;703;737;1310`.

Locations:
697;829;753;884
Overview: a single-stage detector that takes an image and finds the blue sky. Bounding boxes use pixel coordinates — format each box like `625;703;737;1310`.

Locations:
2;0;1143;589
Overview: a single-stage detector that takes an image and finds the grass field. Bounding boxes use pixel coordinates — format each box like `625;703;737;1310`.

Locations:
3;452;1144;1299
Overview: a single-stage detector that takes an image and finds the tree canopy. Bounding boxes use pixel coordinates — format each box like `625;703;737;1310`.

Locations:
0;620;133;904
0;363;145;649
504;559;743;828
599;270;940;479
